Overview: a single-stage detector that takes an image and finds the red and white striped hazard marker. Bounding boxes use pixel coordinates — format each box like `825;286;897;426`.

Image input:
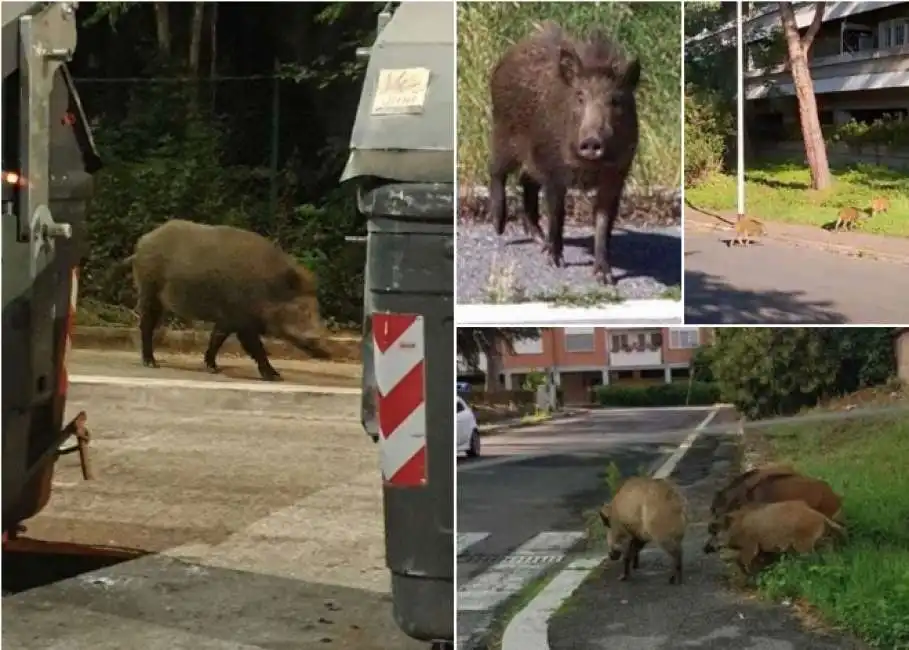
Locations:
373;312;427;487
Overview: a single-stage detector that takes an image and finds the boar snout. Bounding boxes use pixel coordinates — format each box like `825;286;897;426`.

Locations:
578;136;604;161
608;548;622;561
703;540;717;554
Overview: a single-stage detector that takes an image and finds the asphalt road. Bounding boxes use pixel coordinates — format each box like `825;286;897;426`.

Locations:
2;352;429;650
456;408;718;649
685;230;909;324
548;433;867;650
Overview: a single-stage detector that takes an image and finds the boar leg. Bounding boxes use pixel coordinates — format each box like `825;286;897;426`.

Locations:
204;327;232;373
662;541;683;585
619;538;644;581
593;183;622;286
488;135;517;236
519;172;546;244
138;292;164;369
236;329;282;381
543;183;567;267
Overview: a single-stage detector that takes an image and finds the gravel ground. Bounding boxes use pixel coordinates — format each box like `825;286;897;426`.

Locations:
457;186;681;304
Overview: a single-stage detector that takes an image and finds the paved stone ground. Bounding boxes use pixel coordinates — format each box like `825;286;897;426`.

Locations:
548;433;868;650
3;355;432;650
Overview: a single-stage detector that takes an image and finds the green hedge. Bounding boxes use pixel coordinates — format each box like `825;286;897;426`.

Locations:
593;382;720;407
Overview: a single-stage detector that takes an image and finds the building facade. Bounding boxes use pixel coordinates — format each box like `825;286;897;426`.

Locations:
692;2;909;148
458;328;713;405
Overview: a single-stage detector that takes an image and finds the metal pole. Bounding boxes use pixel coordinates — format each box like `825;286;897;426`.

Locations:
736;0;745;221
268;59;280;221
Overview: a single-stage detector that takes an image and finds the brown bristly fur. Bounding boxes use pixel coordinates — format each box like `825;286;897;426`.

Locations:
717;500;846;574
600;476;687;584
488;23;640;285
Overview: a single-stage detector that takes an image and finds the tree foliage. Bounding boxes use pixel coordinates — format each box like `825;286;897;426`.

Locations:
706;328;896;419
456;328;541;370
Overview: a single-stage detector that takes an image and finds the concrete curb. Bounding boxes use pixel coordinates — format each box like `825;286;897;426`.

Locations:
72;326;363;363
497;407;721;650
479;409;590;437
68;374;361;417
687;220;909;266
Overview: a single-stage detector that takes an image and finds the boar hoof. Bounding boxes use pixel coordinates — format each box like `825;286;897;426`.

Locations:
594;269;615;286
618;573;629;582
260;370;283;382
206;365;222;374
142;359;159;369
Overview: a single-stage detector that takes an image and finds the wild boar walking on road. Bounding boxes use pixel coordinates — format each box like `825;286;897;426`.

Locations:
126;219;325;381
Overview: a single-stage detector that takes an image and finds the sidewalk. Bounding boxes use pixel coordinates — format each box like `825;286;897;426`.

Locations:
546;433;867;650
686;206;909;265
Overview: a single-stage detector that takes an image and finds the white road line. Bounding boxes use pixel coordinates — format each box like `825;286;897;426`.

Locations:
501;557;605;650
458;452;551;473
69;374;361;395
652;407;719;479
457;531;584;613
458;532;490;555
497;406;722;650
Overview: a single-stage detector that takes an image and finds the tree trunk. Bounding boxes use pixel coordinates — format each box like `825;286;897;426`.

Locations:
188;2;205;76
209;2;218;107
482;341;503;392
209;2;218;79
153;2;170;60
779;2;832;190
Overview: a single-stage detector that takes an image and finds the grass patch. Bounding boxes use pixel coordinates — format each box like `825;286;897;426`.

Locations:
531;285;625;307
457;2;681;190
520;410;552;425
660;284;681;301
686;160;909;237
755;408;909;648
484;570;557;649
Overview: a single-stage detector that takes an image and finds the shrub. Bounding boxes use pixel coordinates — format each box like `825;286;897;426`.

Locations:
593;381;720;407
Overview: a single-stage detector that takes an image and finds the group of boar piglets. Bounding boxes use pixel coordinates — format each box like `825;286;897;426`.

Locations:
598;466;845;585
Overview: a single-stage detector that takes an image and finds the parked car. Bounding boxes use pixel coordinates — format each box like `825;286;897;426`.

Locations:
456;396;480;458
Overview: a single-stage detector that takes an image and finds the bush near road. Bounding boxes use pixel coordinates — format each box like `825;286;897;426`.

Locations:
755;387;909;649
456;1;681;190
593;382;720;407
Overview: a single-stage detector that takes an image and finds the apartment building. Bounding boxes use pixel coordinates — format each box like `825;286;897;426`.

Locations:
694;2;909;140
458;328;713;405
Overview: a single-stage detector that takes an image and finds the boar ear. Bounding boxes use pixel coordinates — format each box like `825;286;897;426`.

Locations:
558;44;581;85
622;57;641;90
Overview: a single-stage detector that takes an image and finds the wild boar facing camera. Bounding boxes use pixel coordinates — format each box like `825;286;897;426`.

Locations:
127;219;326;381
489;22;641;285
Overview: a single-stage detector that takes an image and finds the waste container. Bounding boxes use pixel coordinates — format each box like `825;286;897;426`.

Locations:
340;2;454;646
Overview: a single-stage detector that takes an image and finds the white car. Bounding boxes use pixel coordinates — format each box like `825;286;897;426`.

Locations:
456;396;481;458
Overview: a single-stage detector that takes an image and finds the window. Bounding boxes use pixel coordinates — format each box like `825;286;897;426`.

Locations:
564;327;595;353
512;337;543;355
640;368;665;380
669;328;700;350
610;333;628;352
611;331;661;352
879;19;909;49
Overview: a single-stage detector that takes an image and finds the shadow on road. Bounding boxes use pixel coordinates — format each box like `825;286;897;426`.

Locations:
3;538;148;595
3;553;425;650
684;268;847;324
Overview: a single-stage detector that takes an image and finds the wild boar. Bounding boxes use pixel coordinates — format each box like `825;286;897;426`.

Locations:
488;21;641;285
710;464;798;517
704;500;846;574
599;476;687;584
126;219;325;381
711;467;842;522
